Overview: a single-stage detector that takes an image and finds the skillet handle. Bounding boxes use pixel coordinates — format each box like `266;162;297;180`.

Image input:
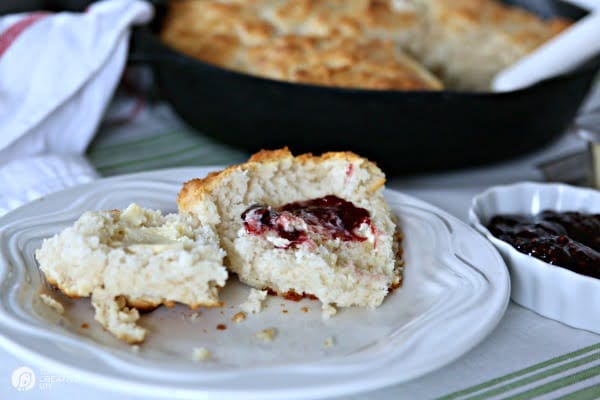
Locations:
128;27;181;65
127;0;175;65
128;27;160;64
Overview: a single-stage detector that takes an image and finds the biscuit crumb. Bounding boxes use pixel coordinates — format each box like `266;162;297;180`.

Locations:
192;347;211;361
240;289;268;314
39;293;64;314
323;336;335;348
232;312;246;323
301;307;309;313
322;304;337;319
188;312;201;322
91;289;147;344
131;345;140;353
255;327;277;342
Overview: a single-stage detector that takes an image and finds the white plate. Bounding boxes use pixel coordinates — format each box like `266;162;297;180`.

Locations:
469;182;600;333
0;167;510;399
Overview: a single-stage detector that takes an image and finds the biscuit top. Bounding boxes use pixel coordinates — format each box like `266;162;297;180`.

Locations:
177;148;387;215
160;0;571;90
160;0;442;90
244;36;442;89
428;0;570;54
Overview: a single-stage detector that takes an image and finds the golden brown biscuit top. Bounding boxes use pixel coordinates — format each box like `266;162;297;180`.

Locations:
160;0;571;90
245;36;442;89
429;0;570;53
160;0;441;90
177;147;387;212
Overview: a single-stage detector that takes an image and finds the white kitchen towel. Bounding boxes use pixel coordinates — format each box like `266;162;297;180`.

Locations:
0;0;153;216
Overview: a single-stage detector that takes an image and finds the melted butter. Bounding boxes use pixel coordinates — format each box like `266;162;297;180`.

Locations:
116;227;182;253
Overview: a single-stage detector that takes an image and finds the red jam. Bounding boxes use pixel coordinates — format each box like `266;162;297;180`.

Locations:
241;195;372;248
487;210;600;279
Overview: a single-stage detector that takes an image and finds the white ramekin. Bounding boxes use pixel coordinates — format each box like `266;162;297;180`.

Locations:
469;182;600;333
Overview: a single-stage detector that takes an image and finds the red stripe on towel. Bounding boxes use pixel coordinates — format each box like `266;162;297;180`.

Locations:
0;13;50;59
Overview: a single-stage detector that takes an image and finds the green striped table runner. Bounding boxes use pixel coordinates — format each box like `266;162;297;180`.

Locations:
88;103;247;176
439;344;600;400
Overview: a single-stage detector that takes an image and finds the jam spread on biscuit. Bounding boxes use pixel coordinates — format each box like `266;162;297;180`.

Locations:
241;195;372;248
487;210;600;279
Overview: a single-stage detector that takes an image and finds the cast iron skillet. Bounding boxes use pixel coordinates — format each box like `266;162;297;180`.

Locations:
133;0;599;175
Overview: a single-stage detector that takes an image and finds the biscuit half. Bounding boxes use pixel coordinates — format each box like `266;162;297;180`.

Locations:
178;148;404;312
35;203;228;343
